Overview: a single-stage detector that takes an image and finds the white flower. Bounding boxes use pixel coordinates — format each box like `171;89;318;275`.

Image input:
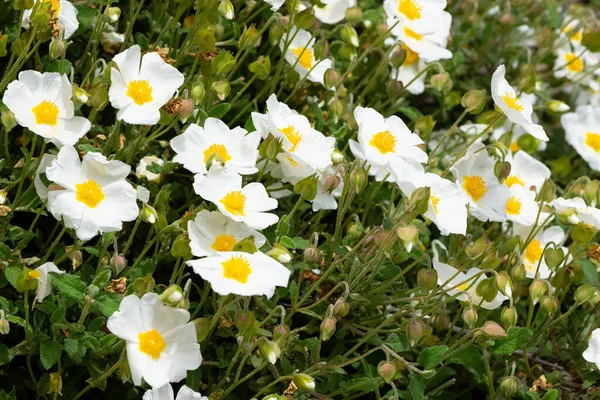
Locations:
109;45;184;125
187;251;291;298
390;43;428;94
552;197;600;228
43;145;139;241
23;0;79;39
35;154;58;200
583;329;600;370
281;29;333;86
561;105;600;171
143;384;208;400
188;210;266;257
264;0;284;11
102;31;125;45
491;65;548;142
433;260;508;310
554;45;590;82
504;150;550;193
390;160;467;235
193;169;278;230
492;113;547;154
3;71;91;147
27;262;64;303
350;106;427;182
561;19;584;46
505;184;540;226
314;0;356;24
451;142;510;222
171;118;260;176
107;293;202;388
251;94;335;171
136;155;164;182
520;226;567;279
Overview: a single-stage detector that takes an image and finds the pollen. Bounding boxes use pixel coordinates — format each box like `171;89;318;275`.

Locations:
138;329;166;360
211;234;237;252
586;132;600;152
279;126;302;152
220;190;246;216
525;239;543;263
32;100;59;126
397;0;422;20
291;47;314;69
462;175;487;202
402;43;419;66
370;130;397;154
126;80;153;105
286;156;299;167
505;175;524;188
458;282;469;291
502;93;524;112
509;142;520;152
27;270;41;279
430;195;440;214
565;53;584;73
75;179;105;208
222;255;252;284
203;143;232;164
506;196;522;215
404;27;422;41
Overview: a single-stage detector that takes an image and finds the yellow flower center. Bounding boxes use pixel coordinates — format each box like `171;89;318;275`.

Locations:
565;53;584;73
203;143;231;164
279;126;302;152
402;43;419;66
506;196;522;215
286;156;299;167
430;195;440;214
211;234;237;252
458;282;469;291
462;175;487;202
510;142;520;152
220;190;246;216
505;175;524;188
222;255;252;284
126;80;153;105
370;130;397;154
27;270;41;279
502;93;524;112
32;100;59;126
571;30;582;42
42;0;60;13
397;0;422;20
586;132;600;152
525;239;543;263
138;329;166;360
404;27;422;41
75;179;105;208
291;47;314;69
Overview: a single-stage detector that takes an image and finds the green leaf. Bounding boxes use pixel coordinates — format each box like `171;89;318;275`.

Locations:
408;374;425;400
292;237;309;249
77;144;102;154
207;103;231;118
76;5;96;27
542;389;559;400
493;327;532;355
40;340;62;370
0;243;11;259
94;293;122;317
417;345;448;369
279;236;295;249
0;343;12;365
386;333;409;353
64;335;87;363
582;32;600;53
51;272;86;301
50;306;66;324
446;345;485;384
45;60;73;75
0;387;16;400
5;266;21;289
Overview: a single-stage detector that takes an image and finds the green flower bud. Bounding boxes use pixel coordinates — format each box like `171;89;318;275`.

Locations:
110;254;127;276
329;98;345;121
571;223;597;244
349;167;368;193
500;376;519;397
476;277;498;302
239;24;260;49
333;298;349;317
390;47;407;69
406;319;422;347
313;38;329;59
218;0;234;20
480;320;507;339
501;306;517;329
133;275;154;296
49;39;67;60
0;310;9;335
267;244;292;264
293;373;316;392
341;23;359;47
140;204;158;224
396;224;418;251
273;323;290;345
72;86;90;104
417;268;438;291
529;280;546;305
574;283;596;305
387;80;404;98
295;8;315;30
324;68;342;89
269;23;285;46
585;180;599;207
211;80;230;101
262;395;287;400
544;247;564;269
259;134;283;161
89;83;109;110
537;179;556;203
259;339;281;364
192;317;211;342
413;116;435;140
344;7;363;24
194;28;216;50
249;55;271;80
48;372;62;396
303;247;320;263
409;186;430;215
191;82;206;104
495;160;512;183
430;72;453;93
338;43;356;61
462;308;478;329
546;100;569;114
377;361;398;383
1;110;17;132
157;284;183;305
461;89;487;114
331;149;344;165
540;295;559;316
106;6;121;22
495;271;513;297
320;316;337;341
234;310;256;334
511;263;526;282
294;173;318;200
212;52;236;76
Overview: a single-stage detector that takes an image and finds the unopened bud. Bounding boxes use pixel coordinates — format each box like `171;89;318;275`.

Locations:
239;24;260;49
338;43;356;61
466;236;488;259
540;295;559;315
396;224;418;252
333;298;349;317
218;0;234;19
259;340;281;364
413;116;435;140
49;39;67;60
1;110;17;132
88;82;109;110
110;254;127;275
387;80;404;98
294;8;315;30
294;173;318;200
406;319;422;346
48;372;62;396
417;268;438;291
390;48;407;69
107;6;121;22
430;72;453;93
495;160;512;182
249;55;271;80
575;283;596;305
377;361;398;383
158;284;183;305
194;28;216;50
191;82;206;104
324;68;342;89
73;86;90;104
133;275;154;296
511;263;526;282
345;7;363;24
480;320;507;338
434;313;450;331
462;308;478;329
211;80;230;101
303;247;319;263
193;317;211;342
585;180;599;207
267;244;292;264
537;179;556;203
322;174;341;193
331;149;344;165
409;186;430;215
547;100;569;114
293;373;316;392
349;167;368;193
321;317;337;341
0;311;9;335
461;89;487;114
496;271;513;297
529;280;546;305
269;23;285;46
500;376;519;397
139;204;158;224
341;24;359;47
234;310;256;333
501;306;517;329
313;38;329;59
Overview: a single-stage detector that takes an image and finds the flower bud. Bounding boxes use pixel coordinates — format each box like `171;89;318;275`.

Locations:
462;308;478;329
267;244;292;264
269;23;285;46
1;110;17;132
0;310;9;335
259;339;281;364
511;263;526;282
239;24;260;49
501;306;517;329
249;55;271;80
396;224;418;252
480;320;507;338
139;204;158;224
294;173;318;200
322;174;341;193
413;116;435;140
106;6;121;22
234;310;256;334
211;80;230;101
461;89;487;114
406;319;422;347
262;395;287;400
49;39;67;60
345;7;363;24
218;0;234;20
294;8;315;30
193;317;211;342
333;298;349;317
500;376;519;397
273;323;290;345
159;284;183;305
574;283;596;305
537;179;556;203
417;268;438;291
191;82;206;104
545;99;569;115
321;316;337;341
303;247;320;263
377;361;397;383
390;47;407;69
293;373;316;392
430;72;453;93
338;43;356;61
73;86;90;104
529;280;546;305
88;82;109;110
585;180;599;207
408;186;430;215
341;24;359;47
495;161;512;183
212;52;236;76
331;149;344;165
178;98;195;121
324;68;342;89
387;80;404;98
194;28;216;50
349;167;368;193
110;254;127;276
48;372;62;396
544;247;564;269
495;271;513;297
313;38;329;59
540;295;559;316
